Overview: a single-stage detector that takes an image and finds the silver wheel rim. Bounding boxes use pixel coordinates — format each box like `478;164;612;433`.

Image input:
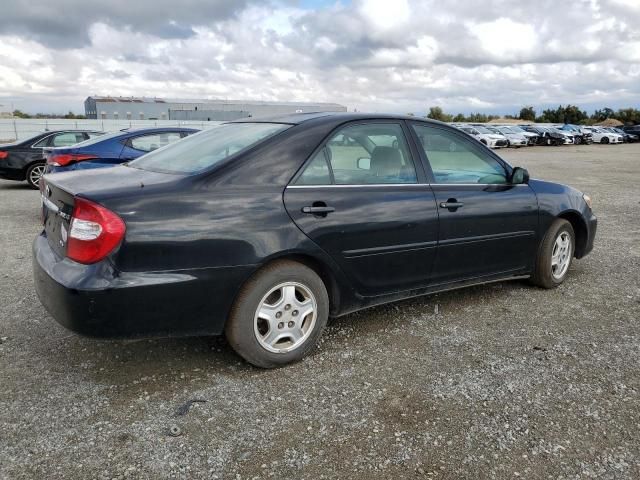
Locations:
254;282;317;354
29;164;46;187
551;232;572;280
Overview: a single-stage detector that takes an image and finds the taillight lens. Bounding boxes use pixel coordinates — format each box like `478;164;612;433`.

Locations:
67;197;125;264
0;151;8;159
48;154;97;167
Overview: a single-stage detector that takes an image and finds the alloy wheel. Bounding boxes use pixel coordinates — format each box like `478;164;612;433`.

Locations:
551;232;572;280
254;282;317;354
28;164;46;188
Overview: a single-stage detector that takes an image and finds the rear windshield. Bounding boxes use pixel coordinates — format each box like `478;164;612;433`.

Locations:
128;123;290;174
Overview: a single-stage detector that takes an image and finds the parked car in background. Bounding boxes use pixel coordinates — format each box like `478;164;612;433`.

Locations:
45;127;199;174
34;113;597;368
499;125;539;145
0;130;104;188
622;125;640;135
583;127;623;144
491;126;529;147
520;126;567;146
559;124;593;145
455;125;508;148
605;127;638;143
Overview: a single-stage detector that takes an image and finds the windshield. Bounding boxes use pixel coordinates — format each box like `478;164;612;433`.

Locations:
474;126;492;134
508;126;526;133
129;122;291;174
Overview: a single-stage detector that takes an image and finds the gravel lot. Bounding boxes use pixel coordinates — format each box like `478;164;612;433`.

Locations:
1;143;639;479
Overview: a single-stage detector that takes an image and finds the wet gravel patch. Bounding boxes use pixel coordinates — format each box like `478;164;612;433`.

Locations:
1;144;639;479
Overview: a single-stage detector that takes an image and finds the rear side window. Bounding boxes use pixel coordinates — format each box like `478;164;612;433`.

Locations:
51;132;86;147
412;124;508;184
129;132;183;152
129;123;290;174
295;123;417;185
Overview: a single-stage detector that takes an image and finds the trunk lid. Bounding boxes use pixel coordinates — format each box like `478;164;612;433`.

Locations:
41;180;75;258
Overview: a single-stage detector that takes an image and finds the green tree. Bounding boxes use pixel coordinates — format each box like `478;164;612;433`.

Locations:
12;109;31;118
519;106;536;122
452;113;466;122
427;106;453;122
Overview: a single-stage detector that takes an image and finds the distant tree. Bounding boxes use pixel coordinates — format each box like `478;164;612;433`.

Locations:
12;109;31;118
613;108;640;125
452;113;466;122
427;106;453;122
519;106;536;122
592;107;615;122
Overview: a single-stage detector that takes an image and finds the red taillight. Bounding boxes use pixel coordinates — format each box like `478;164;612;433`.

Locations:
0;151;8;159
67;197;125;264
48;154;97;166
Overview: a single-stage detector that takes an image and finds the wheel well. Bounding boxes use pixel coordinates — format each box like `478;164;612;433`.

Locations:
558;211;588;257
260;254;341;316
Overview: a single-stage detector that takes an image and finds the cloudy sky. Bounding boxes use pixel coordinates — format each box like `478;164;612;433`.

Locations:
1;0;639;115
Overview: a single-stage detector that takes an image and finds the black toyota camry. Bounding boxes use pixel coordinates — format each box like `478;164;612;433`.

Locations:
34;113;597;368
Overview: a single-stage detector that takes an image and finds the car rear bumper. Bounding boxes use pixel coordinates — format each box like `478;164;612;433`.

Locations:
0;166;25;181
33;233;256;338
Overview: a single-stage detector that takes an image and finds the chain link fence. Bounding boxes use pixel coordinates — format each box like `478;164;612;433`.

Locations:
0;119;221;142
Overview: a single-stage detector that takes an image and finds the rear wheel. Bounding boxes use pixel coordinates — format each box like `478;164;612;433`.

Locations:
225;260;329;368
574;136;582;145
26;162;46;189
530;219;575;289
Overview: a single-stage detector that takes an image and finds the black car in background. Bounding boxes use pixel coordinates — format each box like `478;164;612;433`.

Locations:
622;125;640;135
34;113;597;368
521;125;566;146
609;127;639;143
0;130;104;188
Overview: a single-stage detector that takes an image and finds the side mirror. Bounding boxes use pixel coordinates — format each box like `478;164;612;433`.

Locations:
357;157;371;170
510;167;529;184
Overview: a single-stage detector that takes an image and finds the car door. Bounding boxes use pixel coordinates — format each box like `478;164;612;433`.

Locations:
284;121;439;296
409;122;539;285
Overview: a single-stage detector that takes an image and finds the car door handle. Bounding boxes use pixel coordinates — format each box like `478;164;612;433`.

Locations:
439;200;464;210
301;206;335;214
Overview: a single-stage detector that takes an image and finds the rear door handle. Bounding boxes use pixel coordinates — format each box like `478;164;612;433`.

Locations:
302;206;335;214
439;200;464;210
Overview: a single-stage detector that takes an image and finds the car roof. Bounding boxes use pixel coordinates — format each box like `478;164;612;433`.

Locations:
228;111;445;126
119;127;199;134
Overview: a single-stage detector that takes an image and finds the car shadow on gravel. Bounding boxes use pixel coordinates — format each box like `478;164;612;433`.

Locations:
34;278;532;389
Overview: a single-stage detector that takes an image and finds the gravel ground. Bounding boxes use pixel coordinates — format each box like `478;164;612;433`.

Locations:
1;143;639;479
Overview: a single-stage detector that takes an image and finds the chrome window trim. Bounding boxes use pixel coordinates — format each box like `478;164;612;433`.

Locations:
286;183;529;189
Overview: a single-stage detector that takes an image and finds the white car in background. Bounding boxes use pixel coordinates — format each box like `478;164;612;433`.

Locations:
499;125;539;145
492;126;530;147
455;125;508;148
584;126;624;144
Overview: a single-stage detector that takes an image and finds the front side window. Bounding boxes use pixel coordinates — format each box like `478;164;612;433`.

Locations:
412;124;508;184
129;132;183;152
130;123;290;174
295;123;417;185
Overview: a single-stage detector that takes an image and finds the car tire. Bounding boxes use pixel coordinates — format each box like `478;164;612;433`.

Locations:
574;136;582;145
601;137;609;144
530;219;575;289
225;260;329;368
26;162;46;189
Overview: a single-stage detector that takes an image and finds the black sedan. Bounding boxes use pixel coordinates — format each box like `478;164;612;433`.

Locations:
34;113;597;368
0;130;104;188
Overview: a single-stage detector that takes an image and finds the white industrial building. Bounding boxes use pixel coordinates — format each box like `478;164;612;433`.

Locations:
84;96;347;121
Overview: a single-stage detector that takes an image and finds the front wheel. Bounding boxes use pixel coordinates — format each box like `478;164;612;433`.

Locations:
225;260;329;368
601;137;609;144
26;162;46;189
530;219;575;288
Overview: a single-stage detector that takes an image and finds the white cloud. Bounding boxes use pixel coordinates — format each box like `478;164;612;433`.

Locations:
0;0;639;115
